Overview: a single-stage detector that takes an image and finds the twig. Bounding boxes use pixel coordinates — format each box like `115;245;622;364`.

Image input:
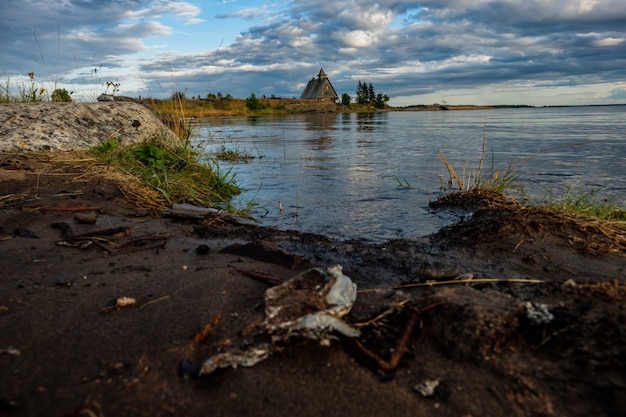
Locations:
354;298;411;328
240;314;265;337
538;323;579;348
228;265;284;286
358;277;544;293
43;206;102;212
192;310;225;343
140;295;171;309
89;239;115;254
348;307;420;372
114;234;169;250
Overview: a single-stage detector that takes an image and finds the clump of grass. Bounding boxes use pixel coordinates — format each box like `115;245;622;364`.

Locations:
437;125;518;195
435;131;626;226
211;143;255;162
580;280;626;299
539;187;626;222
0;72;47;102
91;138;240;208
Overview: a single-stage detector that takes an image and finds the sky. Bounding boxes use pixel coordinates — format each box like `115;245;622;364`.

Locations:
1;0;625;106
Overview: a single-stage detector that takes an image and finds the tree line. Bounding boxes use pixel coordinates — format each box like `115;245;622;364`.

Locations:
341;81;389;108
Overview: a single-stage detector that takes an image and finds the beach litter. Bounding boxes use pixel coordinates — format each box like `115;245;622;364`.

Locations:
199;265;359;376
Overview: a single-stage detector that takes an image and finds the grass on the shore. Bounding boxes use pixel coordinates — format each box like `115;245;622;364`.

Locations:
437;127;519;195
210;143;255;162
540;188;626;222
435;132;626;225
91;137;240;209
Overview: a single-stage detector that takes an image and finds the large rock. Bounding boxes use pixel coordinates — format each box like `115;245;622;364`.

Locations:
0;102;181;152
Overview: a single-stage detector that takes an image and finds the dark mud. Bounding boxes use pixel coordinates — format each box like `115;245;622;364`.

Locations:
1;152;625;417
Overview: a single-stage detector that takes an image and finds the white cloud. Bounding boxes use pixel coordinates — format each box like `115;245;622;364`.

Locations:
124;1;204;25
593;37;625;47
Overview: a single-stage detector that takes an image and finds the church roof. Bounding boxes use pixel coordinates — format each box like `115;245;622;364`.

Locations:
299;68;338;100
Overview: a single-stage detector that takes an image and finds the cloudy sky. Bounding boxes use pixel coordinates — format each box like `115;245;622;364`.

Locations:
1;0;625;106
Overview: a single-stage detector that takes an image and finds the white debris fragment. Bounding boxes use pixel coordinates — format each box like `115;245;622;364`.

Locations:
116;297;137;308
562;279;577;289
200;344;272;376
200;265;361;375
0;347;21;356
264;264;360;344
414;379;440;397
454;272;474;281
523;301;554;324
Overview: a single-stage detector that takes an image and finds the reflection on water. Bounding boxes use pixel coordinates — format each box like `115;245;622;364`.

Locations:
193;106;626;243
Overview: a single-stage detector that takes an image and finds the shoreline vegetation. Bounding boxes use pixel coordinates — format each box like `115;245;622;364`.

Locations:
91;96;626;231
148;97;541;119
2;86;625;229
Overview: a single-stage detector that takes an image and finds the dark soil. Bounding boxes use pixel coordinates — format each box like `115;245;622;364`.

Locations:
1;152;625;417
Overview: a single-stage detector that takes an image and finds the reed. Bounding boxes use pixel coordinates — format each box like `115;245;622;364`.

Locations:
435;132;626;224
437;128;518;194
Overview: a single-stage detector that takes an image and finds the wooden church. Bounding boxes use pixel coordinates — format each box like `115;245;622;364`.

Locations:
299;68;339;102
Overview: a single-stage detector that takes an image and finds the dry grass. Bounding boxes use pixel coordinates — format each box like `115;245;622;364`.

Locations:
45;151;164;208
0;151;168;210
431;189;626;255
579;280;626;299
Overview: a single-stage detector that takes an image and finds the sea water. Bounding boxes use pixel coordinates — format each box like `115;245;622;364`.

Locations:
193;106;626;242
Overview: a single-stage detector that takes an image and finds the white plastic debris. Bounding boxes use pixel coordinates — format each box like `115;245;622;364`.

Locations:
0;347;21;356
116;297;137;308
414;379;440;397
562;279;578;289
263;265;360;344
199;344;272;376
200;265;360;375
523;301;554;324
453;272;474;281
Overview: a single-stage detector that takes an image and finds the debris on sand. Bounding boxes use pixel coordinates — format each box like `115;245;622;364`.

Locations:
263;265;360;344
414;379;440;397
199;265;359;376
193;311;225;344
200;344;273;376
102;296;137;313
523;301;554;325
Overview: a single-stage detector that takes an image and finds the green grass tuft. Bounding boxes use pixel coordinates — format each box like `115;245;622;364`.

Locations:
91;138;240;208
539;187;626;222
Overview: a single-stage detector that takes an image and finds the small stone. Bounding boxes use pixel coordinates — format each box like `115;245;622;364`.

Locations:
178;360;200;380
13;228;38;238
195;244;210;255
74;211;98;224
97;94;115;102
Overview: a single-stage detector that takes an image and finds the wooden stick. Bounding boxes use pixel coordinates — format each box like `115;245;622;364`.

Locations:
358;277;544;293
192;311;224;344
228;265;284;286
140;295;171;309
348;307;420;372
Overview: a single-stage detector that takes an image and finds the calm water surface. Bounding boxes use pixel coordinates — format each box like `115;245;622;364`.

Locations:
193;106;626;242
